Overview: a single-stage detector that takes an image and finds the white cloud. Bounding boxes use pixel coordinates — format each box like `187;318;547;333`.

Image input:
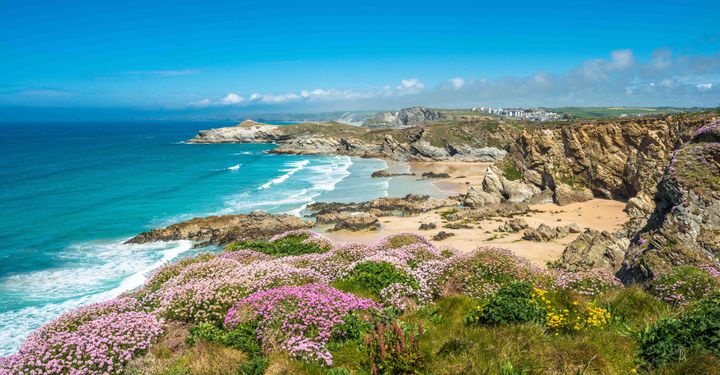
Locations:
697;83;714;91
609;49;635;70
449;77;465;90
221;93;245;105
191;98;211;107
396;78;425;93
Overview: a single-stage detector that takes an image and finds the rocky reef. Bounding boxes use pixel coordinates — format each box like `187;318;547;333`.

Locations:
126;211;313;246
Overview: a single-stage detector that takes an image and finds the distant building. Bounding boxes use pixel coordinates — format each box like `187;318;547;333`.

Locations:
472;106;564;122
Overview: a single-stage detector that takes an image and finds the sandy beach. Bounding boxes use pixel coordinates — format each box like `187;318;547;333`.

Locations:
318;161;629;266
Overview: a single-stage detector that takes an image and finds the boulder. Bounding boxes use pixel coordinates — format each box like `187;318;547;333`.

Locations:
432;231;455;241
554;183;594;206
419;223;437;230
522;224;580;242
463;186;502;207
421;171;451;179
558;229;629;272
497;218;529;233
332;213;380;231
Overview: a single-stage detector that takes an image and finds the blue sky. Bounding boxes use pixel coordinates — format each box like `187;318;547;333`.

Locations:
1;0;719;119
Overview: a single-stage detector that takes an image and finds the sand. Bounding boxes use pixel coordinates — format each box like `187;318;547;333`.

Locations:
317;161;629;267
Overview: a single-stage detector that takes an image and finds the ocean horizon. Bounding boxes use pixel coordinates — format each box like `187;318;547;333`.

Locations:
0;121;403;355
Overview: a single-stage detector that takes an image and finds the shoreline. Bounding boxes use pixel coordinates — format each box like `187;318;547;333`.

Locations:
317;160;629;266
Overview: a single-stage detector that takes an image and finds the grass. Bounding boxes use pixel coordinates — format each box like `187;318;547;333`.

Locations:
549;107;691;119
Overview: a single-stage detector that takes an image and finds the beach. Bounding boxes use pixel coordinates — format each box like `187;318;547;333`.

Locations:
319;161;629;265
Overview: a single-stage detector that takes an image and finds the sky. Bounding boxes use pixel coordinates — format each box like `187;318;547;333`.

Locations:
1;0;719;120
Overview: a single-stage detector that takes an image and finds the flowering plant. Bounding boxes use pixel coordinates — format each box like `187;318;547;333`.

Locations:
225;284;379;366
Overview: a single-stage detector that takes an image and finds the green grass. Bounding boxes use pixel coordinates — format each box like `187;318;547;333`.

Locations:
550;107;691;119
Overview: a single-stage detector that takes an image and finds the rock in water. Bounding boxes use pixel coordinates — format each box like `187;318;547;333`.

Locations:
126;212;313;246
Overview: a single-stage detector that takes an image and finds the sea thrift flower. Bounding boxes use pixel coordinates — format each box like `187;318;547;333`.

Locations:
552;269;622;296
225;284;379;366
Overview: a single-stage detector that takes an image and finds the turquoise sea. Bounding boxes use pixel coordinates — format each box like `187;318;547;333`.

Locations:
0;121;398;355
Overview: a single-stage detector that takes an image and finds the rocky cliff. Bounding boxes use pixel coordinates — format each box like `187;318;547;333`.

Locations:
363;107;449;128
188;119;512;162
620;121;720;281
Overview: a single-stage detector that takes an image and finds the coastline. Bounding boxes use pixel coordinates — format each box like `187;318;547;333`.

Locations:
317;160;629;266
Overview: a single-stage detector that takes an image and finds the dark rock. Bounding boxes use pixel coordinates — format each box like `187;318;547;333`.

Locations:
371;169;415;178
432;231;455;241
497;218;529;233
419;223;437;230
331;213;380;231
421;171;451;179
522;223;580;242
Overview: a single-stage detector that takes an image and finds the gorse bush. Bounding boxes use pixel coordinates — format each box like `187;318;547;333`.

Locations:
364;320;425;375
465;281;546;326
637;292;720;368
648;265;720;305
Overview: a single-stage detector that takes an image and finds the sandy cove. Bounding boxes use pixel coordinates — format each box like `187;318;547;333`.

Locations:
317;161;629;266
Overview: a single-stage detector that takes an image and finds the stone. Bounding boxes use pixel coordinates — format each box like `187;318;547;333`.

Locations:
419;223;437;230
559;229;629;273
432;231;455;241
554;183;594;206
463;186;502;207
497;218;529;233
332;213;380;231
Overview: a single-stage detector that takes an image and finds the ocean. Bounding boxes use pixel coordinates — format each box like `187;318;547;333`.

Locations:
0;121;401;355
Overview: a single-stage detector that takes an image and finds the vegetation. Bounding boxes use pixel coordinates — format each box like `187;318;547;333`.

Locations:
5;232;720;374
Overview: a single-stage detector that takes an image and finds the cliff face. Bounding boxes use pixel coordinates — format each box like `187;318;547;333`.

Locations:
620;121;720;281
506;115;713;215
188;119;512;162
363;107;449;128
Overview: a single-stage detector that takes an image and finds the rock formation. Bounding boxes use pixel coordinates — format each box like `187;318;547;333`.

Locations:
559;229;629;272
126;212;313;246
188;119;510;162
621;121;720;281
522;223;580;242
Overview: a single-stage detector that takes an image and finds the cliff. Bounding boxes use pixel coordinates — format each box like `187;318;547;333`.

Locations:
188;118;512;162
620;121;720;281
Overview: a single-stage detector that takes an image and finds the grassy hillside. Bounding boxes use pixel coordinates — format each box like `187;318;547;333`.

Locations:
549;107;693;119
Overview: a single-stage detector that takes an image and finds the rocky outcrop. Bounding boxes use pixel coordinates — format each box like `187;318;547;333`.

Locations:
419;223;437;230
126;212;313;246
522;223;580;242
558;229;629;272
443;203;530;222
188;119;509;162
497;218;529;233
421;172;450;179
621;121;720;282
371;169;414;178
506;115;714;215
331;213;380;231
553;183;594;206
463;166;540;206
363;107;448;128
432;231;455;241
308;194;459;219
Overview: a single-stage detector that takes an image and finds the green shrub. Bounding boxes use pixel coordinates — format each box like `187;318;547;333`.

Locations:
227;234;329;257
331;312;374;343
637;292;720;367
340;261;418;296
238;355;269;375
648;266;719;305
187;322;261;355
499;162;522;181
465;282;545;326
363;320;425;374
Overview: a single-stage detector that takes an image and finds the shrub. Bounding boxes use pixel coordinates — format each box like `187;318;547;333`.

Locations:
227;231;331;257
341;261;419;297
637;292;720;367
238;355;269;375
441;247;547;299
0;311;164;374
225;284;379;366
465;282;546;326
648;265;720;305
186;322;262;355
552;268;622;296
364;321;425;374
